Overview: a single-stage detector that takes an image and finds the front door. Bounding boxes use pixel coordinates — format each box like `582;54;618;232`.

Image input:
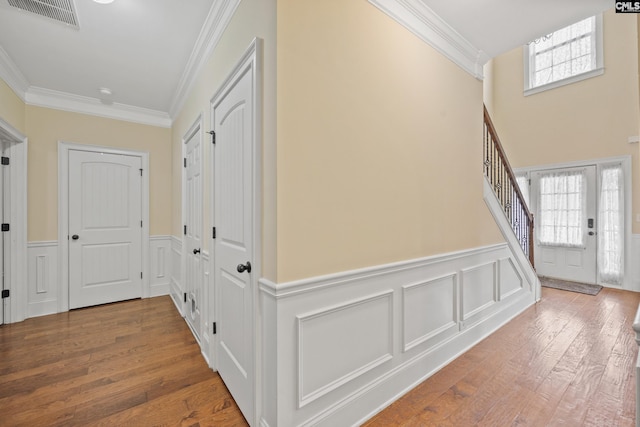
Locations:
213;61;256;422
68;150;143;309
531;165;597;283
184;126;203;340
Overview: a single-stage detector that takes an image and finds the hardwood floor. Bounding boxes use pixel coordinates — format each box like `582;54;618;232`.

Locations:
0;296;248;427
365;287;640;427
1;287;638;426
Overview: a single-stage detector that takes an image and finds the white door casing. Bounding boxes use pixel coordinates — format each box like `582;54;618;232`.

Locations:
0;141;5;325
532;165;597;284
211;38;262;425
59;142;150;313
184;120;203;341
0;116;27;324
68;150;143;309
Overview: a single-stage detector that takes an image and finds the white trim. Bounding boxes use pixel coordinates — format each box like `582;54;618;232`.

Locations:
169;0;242;118
210;37;263;427
258;243;507;299
483;179;541;300
0;116;28;323
25;87;171;128
368;0;489;80
524;14;604;96
0;45;29;100
259;243;536;426
57;142;150;312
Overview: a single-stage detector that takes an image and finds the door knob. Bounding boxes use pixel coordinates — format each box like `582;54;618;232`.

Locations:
237;261;252;274
193;248;201;255
588;231;595;236
71;234;79;240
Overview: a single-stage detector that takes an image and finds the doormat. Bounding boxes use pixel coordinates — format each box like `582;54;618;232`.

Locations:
539;276;602;296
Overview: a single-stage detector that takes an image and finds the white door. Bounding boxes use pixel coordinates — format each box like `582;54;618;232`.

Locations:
69;150;143;309
213;64;255;422
531;165;597;283
184;128;203;340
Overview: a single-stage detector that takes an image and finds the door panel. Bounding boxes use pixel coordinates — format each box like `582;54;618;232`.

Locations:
69;150;142;309
214;65;254;423
185;127;203;340
532;165;597;283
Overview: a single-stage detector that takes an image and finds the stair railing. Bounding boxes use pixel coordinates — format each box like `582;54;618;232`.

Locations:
483;105;534;266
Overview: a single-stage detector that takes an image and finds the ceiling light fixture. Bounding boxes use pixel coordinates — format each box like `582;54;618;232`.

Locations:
99;87;113;96
93;0;114;4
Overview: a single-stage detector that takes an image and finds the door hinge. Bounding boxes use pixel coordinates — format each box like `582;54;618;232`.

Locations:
208;130;216;144
213;322;217;334
184;225;187;235
140;220;143;228
1;157;9;166
140;272;143;279
140;168;143;176
212;227;216;239
183;292;187;303
528;179;531;186
1;289;9;298
1;224;9;232
184;158;187;168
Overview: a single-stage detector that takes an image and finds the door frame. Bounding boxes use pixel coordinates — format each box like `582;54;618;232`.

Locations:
0;116;27;324
516;155;632;289
181;115;204;334
209;37;263;425
58;141;150;312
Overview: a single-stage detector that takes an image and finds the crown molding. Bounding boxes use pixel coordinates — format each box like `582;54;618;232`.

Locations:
368;0;489;80
0;45;29;100
168;0;241;119
25;87;172;128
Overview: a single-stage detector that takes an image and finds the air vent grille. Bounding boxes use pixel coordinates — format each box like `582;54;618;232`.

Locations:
8;0;79;28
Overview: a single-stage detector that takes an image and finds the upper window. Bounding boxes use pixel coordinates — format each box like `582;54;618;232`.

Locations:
524;15;603;96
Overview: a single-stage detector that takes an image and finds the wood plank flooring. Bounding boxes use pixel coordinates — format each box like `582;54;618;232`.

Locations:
1;287;638;426
0;296;248;427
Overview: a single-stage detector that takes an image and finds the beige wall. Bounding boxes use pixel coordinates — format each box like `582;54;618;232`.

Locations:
0;79;25;134
171;0;277;279
26;106;172;241
490;10;640;232
276;0;503;282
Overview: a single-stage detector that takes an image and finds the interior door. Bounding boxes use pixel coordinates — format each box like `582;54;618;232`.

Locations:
69;150;143;309
213;64;255;423
531;165;597;283
184;127;203;340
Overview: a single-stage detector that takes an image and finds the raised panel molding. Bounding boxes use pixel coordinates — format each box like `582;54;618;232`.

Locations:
499;257;524;300
259;242;538;427
149;236;172;297
170;236;184;314
297;291;394;408
460;261;497;326
27;241;58;318
368;0;489;80
402;273;458;352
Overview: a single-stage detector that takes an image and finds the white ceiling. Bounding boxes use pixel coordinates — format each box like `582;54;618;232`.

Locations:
421;0;613;58
0;0;616;124
0;0;213;115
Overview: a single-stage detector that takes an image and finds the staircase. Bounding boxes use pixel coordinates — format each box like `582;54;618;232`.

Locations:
483;105;534;267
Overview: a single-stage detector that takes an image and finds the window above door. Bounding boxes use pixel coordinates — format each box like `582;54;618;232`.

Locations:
524;15;603;96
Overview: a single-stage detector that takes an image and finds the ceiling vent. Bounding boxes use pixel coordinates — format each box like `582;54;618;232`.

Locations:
7;0;79;29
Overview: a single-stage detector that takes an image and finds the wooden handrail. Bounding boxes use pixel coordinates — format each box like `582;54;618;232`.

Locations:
483;105;535;266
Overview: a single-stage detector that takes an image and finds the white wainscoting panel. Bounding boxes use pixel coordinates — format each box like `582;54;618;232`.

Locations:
460;261;496;327
402;273;457;353
149;236;172;297
170;236;184;314
631;234;640;292
259;242;537;427
297;290;393;408
27;241;58;318
499;257;524;300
